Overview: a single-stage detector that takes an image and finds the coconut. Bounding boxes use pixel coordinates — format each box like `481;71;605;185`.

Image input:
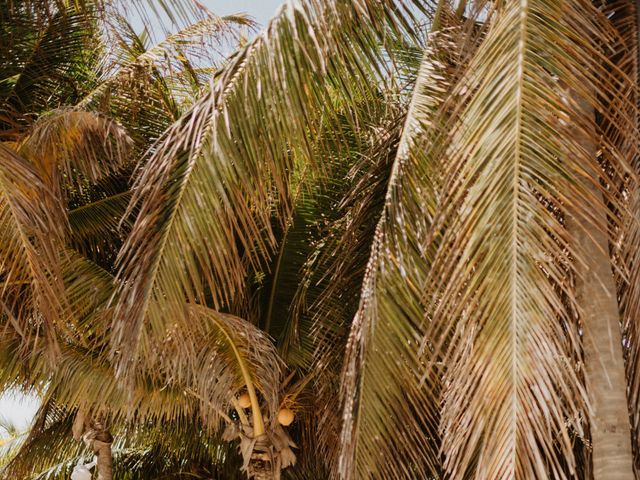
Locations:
277;408;295;426
238;393;251;409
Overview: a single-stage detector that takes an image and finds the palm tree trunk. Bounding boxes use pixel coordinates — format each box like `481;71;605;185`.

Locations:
73;409;113;480
567;94;634;479
93;438;113;480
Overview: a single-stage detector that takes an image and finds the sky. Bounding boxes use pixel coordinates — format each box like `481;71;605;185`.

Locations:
140;0;283;35
0;0;284;436
0;390;40;433
204;0;282;24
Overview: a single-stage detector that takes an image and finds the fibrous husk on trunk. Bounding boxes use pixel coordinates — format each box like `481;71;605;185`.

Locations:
223;419;297;480
72;408;114;480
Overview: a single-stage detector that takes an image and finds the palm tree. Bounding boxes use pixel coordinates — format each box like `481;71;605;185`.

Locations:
0;1;261;478
2;0;640;479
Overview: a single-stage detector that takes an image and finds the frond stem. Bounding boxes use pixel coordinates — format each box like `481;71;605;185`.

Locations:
207;311;265;436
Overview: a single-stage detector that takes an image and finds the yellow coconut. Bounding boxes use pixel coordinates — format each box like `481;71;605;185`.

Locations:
238;393;251;409
277;408;295;426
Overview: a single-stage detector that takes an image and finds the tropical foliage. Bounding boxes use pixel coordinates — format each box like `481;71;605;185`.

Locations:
0;0;639;479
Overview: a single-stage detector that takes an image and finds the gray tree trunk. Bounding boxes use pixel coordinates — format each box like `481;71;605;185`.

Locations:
567;93;634;479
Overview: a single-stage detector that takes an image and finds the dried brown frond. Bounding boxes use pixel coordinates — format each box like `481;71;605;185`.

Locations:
420;0;638;477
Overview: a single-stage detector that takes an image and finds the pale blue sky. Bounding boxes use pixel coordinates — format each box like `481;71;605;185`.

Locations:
205;0;282;24
0;0;284;434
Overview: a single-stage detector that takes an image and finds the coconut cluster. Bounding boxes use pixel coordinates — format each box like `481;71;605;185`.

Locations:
236;393;295;426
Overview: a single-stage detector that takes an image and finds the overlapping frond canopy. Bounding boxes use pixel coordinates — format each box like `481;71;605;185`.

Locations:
256;92;404;368
17;110;132;197
605;0;640;468
68;191;132;259
81;11;250;121
111;0;431;374
42;307;282;428
3;0;640;478
49;252;282;427
1;252;283;462
20;110;130;178
290;98;408;475
4;400;243;480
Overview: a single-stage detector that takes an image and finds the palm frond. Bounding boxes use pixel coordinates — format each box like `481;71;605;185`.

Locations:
1;401;78;479
68;191;132;260
60;250;116;333
285;95;408;475
0;144;66;354
2;304;281;473
112;0;216;41
26;244;282;429
16;306;280;438
111;0;431;378
421;0;637;477
321;142;400;470
78;12;249;145
18;109;132;195
258;197;318;366
337;27;459;478
4;400;243;480
0;415;27;469
604;0;640;471
0;3;98;139
137;305;283;430
103;13;252;81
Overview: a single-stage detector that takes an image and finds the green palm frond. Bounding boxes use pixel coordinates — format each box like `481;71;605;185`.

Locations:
137;305;283;430
255;153;358;367
1;401;78;479
258;196;318;364
104;13;252;77
0;415;28;469
68;191;132;260
111;0;430;379
292;112;403;475
1;307;281;473
275;84;413;370
0;3;99;139
60;249;116;332
4;401;243;480
114;0;215;39
2;243;282;443
30;307;281;435
420;1;637;477
78;12;250;146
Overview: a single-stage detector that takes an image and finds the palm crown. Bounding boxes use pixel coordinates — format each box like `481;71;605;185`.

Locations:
0;0;639;479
